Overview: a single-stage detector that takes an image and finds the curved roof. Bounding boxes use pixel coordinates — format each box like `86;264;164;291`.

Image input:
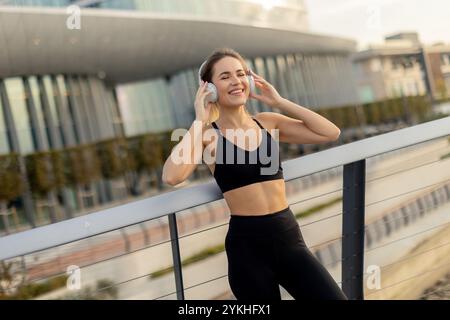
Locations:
0;6;357;84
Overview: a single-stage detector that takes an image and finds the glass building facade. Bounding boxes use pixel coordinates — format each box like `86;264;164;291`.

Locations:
0;0;359;234
1;1;357;135
117;52;357;133
0;74;124;234
0;75;121;154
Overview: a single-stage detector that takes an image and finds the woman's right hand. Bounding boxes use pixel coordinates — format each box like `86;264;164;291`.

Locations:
194;81;213;123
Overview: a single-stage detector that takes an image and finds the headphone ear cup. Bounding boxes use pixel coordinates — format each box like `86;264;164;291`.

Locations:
198;60;218;102
206;83;218;103
248;74;255;95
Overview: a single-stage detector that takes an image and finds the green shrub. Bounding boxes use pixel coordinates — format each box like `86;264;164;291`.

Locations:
128;133;164;173
440;152;450;160
294;196;343;219
0;153;23;202
160;130;181;161
63;144;102;187
96;137;137;179
0;269;68;300
26;151;65;196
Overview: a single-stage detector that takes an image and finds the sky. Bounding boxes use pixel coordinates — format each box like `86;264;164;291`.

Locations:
303;0;450;50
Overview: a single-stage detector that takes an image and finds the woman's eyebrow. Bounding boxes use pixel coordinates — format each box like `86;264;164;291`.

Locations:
218;69;245;77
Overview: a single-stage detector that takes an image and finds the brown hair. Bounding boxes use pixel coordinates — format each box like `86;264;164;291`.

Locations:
199;47;252;125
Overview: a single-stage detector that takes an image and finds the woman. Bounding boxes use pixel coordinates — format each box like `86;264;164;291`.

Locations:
162;48;347;300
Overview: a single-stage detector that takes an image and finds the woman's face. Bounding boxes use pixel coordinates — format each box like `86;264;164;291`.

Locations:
211;56;249;108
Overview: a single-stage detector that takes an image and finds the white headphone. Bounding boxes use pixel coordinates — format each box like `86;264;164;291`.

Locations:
198;60;256;103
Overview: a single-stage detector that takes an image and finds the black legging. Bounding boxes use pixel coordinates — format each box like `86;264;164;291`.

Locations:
225;206;348;300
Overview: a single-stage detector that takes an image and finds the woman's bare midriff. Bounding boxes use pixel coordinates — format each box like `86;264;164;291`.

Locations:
221;179;289;215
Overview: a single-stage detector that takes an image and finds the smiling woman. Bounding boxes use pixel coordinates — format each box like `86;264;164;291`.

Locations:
162;47;345;301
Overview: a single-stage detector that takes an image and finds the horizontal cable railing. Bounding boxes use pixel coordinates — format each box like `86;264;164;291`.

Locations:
0;116;449;300
6;181;449;299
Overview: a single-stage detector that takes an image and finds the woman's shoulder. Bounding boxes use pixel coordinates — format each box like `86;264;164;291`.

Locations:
253;112;277;131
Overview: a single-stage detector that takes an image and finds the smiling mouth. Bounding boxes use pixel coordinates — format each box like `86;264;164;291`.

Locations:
229;89;244;96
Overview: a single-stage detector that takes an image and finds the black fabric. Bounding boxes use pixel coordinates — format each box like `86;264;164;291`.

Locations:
211;118;284;193
225;206;348;300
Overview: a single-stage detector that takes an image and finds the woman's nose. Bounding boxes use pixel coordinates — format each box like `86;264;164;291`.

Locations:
230;75;243;85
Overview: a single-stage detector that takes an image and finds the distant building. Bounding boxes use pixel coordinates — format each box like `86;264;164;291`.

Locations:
351;32;427;103
424;43;450;100
352;31;450;103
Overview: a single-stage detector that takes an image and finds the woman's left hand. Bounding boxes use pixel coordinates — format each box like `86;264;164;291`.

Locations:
249;70;284;108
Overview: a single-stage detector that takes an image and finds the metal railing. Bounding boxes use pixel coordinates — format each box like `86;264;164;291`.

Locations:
0;116;449;300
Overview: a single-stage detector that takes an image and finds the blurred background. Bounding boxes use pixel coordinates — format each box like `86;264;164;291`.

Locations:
0;0;449;300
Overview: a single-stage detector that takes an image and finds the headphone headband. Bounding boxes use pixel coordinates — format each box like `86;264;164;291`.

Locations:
198;60;207;85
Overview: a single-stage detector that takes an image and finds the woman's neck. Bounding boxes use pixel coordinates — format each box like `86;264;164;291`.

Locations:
216;105;253;128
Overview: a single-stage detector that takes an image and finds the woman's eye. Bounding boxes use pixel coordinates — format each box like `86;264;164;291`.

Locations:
221;74;245;80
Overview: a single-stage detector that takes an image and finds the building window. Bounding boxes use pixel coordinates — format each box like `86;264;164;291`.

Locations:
4;78;34;154
442;53;450;66
0;95;9;154
371;58;381;72
394;82;402;97
28;76;50;149
358;86;374;103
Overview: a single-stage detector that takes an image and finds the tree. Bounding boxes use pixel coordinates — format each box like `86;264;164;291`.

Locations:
0;153;24;233
137;134;163;173
0;259;26;298
26;151;65;197
64;144;102;187
0;153;24;202
96;137;137;179
63;144;102;210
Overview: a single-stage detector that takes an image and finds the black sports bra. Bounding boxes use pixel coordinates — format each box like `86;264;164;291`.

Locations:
211;117;284;193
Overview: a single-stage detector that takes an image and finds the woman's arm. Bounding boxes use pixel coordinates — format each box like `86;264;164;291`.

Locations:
162;120;207;186
163;80;213;186
249;70;340;144
266;99;341;145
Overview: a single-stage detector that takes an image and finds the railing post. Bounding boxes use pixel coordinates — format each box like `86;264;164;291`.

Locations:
168;213;185;300
342;160;366;300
